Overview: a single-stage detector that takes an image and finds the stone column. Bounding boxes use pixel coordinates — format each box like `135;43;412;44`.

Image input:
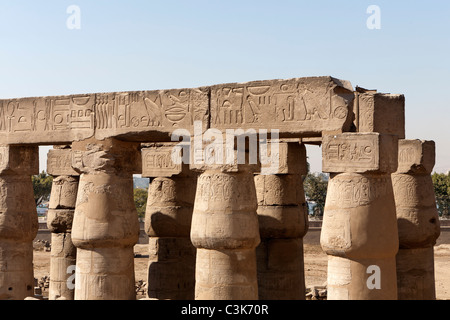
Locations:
0;146;39;300
46;146;80;300
141;143;197;300
321;133;399;300
190;144;261;300
71;138;141;300
255;142;309;300
392;140;441;300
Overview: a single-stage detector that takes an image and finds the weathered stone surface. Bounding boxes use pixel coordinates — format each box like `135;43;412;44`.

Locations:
143;146;197;300
47;149;79;176
210;77;354;136
48;176;79;210
259;139;307;175
0;146;39;300
322;133;398;174
71;137;142;175
47;209;75;234
141;143;183;178
321;172;399;300
321;132;399;300
0;77;356;145
356;90;405;139
255;143;309;300
145;176;196;238
396;140;435;174
147;237;196;300
71;138;140;300
48;232;76;300
191;170;260;300
94;88;209;141
392;139;440;300
0;146;39;175
257;238;305;300
0;94;95;144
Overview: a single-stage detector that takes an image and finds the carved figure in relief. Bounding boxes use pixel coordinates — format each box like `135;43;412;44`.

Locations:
297;86;330;120
143;97;163;127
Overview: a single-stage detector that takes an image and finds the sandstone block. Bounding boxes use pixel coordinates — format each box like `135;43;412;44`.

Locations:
94;88;209;141
47;149;79;176
141;144;183;178
396;140;435;174
357;91;405;139
322;133;398;173
210;76;354;136
259;141;307;175
0;146;38;175
48;176;79;209
71;137;141;175
47;209;75;233
0;94;95;145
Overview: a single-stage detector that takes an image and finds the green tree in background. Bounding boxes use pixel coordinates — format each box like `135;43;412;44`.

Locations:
32;171;53;206
432;172;450;217
303;172;329;217
134;188;148;218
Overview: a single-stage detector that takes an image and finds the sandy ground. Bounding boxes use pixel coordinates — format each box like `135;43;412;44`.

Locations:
32;239;450;300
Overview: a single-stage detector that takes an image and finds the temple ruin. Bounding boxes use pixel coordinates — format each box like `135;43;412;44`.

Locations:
0;76;440;300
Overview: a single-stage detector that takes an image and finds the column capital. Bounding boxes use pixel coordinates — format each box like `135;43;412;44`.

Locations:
71;138;141;175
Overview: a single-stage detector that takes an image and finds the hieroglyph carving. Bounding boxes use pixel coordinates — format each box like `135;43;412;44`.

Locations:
94;88;209;139
47;149;79;176
0;95;95;144
326;175;391;208
322;133;398;173
211;77;354;134
141;146;182;178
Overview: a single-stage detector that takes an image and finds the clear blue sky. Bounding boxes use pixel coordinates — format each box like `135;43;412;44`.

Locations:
1;0;449;173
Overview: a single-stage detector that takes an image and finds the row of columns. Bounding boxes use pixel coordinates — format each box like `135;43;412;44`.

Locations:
0;134;441;300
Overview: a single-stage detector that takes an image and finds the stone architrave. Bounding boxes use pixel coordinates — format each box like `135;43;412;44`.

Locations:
46;146;80;300
0;95;96;145
71;138;141;300
254;142;309;300
392;140;440;300
210;76;355;137
190;144;261;300
141;143;197;300
321;133;399;300
0;146;39;300
0;76;354;145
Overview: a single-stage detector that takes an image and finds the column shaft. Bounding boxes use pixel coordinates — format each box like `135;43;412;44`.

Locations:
321;133;399;300
71;138;140;300
191;170;260;300
0;146;39;300
255;142;309;300
392;140;440;300
145;175;197;300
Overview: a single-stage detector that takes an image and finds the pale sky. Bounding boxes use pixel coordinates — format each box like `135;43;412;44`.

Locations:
1;1;449;173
